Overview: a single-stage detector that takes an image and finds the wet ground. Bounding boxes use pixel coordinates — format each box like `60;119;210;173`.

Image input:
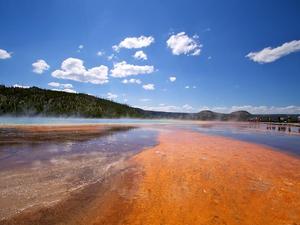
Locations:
0;121;300;225
192;122;300;156
0;125;158;221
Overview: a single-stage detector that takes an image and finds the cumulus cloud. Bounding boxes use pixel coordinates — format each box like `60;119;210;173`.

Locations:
110;61;154;78
52;58;109;84
107;54;116;61
137;105;180;112
166;32;202;56
182;104;193;111
107;92;118;100
169;76;176;82
0;48;12;59
198;105;300;114
48;82;73;89
52;88;77;93
185;85;190;89
122;78;142;84
13;84;30;89
32;59;50;74
113;35;154;51
97;51;105;56
137;104;194;112
246;40;300;63
133;50;147;60
142;83;155;90
77;45;84;53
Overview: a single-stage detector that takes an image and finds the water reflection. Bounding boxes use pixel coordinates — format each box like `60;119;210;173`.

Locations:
0;126;159;219
0;127;158;171
192;123;300;156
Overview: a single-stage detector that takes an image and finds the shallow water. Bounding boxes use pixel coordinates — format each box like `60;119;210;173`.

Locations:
191;123;300;156
0;127;158;171
0;126;158;220
1;116;299;156
0;116;180;125
0;120;300;221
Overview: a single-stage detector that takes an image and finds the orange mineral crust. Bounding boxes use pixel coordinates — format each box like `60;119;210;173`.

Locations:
124;130;300;225
2;129;300;225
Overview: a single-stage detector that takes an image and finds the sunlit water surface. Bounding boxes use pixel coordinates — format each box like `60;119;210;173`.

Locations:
0;117;180;125
1;117;299;156
190;123;300;156
0;127;158;170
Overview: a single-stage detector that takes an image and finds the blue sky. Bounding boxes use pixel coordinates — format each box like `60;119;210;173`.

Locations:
0;0;300;114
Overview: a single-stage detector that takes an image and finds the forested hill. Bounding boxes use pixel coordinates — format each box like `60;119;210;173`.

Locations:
1;85;298;122
0;85;144;118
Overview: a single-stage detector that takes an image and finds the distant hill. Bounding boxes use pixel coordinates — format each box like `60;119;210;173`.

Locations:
0;85;299;122
190;110;251;121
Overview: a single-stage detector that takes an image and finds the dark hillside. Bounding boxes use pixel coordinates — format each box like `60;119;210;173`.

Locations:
1;85;298;122
0;85;143;118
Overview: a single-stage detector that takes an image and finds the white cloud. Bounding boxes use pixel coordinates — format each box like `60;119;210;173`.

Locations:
182;104;193;111
32;59;50;74
169;76;176;82
185;85;190;89
113;35;154;51
48;82;73;89
107;92;118;100
136;104;300;114
133;50;147;60
52;88;77;93
97;51;105;56
137;105;180;112
142;83;155;90
13;84;30;89
0;49;12;59
166;32;202;56
77;45;84;53
137;104;194;112
52;58;109;84
110;61;154;78
122;78;142;84
62;88;76;93
198;105;300;114
246;40;300;63
107;54;115;61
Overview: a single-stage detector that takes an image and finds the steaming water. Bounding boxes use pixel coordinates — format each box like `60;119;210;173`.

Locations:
0;117;180;125
1;116;299;156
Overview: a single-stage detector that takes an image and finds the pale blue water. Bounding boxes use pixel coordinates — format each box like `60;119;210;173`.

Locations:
0;127;158;170
192;123;300;156
1;117;299;156
0;117;179;125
